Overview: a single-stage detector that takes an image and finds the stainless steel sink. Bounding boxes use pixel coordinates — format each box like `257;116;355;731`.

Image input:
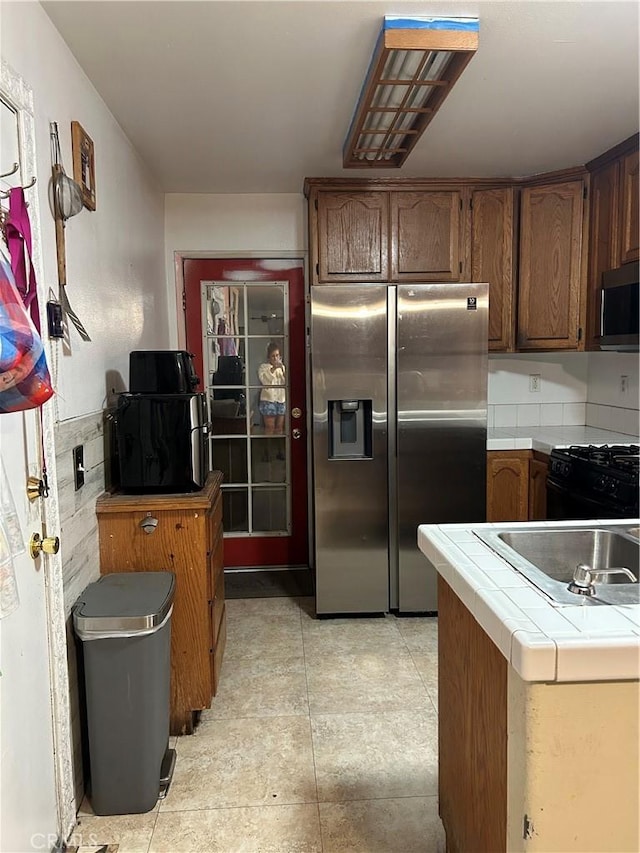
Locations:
474;526;640;606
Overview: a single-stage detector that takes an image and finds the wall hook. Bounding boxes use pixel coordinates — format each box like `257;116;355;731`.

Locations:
0;162;19;179
0;175;36;199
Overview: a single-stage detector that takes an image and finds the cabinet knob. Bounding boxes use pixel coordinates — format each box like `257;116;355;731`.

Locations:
140;515;158;534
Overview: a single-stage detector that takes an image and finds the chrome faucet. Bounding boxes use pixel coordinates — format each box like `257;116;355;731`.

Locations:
568;563;638;596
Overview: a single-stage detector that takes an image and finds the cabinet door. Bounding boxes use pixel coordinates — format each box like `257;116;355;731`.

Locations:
486;452;529;522
517;181;586;350
316;191;388;282
620;150;639;264
97;507;211;735
528;455;549;521
471;188;516;351
390;191;462;281
586;162;620;349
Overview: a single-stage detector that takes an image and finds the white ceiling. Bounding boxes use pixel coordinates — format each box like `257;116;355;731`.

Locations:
43;0;639;194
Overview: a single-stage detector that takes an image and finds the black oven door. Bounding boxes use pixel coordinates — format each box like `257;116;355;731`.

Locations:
546;479;628;521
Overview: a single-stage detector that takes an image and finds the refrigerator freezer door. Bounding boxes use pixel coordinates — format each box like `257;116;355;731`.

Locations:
397;284;488;612
311;286;389;614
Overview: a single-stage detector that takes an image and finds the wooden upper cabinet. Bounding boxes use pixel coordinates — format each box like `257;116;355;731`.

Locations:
517;180;587;350
316;191;388;282
620;149;639;264
390;191;463;281
586;161;620;349
471;187;516;351
584;135;639;349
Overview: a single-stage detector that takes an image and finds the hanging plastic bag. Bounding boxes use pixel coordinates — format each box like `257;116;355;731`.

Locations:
0;253;54;414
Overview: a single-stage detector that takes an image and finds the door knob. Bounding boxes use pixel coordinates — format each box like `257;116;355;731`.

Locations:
27;476;46;502
29;533;60;559
291;407;302;419
292;428;302;439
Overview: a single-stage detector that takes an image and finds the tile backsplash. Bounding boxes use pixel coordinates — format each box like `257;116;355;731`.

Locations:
55;410;108;811
489;353;589;428
489;352;639;435
586;352;639;436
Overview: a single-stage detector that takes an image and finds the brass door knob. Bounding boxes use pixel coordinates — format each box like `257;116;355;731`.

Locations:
27;476;45;502
29;533;60;559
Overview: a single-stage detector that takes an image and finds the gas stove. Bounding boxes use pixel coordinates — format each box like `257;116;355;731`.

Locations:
548;444;639;519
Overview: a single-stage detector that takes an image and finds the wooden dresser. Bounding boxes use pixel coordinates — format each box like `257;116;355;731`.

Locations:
96;471;225;735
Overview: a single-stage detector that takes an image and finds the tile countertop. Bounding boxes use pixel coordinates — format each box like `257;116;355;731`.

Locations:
486;425;639;452
418;519;640;684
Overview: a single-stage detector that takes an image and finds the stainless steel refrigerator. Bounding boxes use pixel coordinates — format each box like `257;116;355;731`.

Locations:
311;283;488;614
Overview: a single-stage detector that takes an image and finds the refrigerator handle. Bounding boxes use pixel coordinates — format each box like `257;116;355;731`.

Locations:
388;287;398;608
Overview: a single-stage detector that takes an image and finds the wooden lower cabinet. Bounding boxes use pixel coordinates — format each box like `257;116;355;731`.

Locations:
486;450;549;522
438;576;507;852
528;454;549;521
96;472;225;735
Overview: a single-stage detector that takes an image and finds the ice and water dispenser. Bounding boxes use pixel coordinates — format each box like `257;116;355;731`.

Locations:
328;400;373;459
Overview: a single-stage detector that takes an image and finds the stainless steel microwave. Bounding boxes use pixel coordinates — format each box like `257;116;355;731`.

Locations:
600;260;639;351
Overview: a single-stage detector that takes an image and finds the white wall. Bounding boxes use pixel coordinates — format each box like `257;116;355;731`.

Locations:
164;192;305;344
1;1;169;421
2;1;171;816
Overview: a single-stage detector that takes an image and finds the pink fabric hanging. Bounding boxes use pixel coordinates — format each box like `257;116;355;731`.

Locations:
4;187;41;333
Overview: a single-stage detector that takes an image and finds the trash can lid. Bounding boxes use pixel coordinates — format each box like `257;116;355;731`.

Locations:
73;572;176;637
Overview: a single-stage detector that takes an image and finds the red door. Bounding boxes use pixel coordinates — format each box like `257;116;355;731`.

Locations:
184;258;308;568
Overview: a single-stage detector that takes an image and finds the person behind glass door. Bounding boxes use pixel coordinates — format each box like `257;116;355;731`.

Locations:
258;341;286;435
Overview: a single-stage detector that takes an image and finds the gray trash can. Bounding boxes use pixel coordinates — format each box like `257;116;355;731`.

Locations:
73;571;176;816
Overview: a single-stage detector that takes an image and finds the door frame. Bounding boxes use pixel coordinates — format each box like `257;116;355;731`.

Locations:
172;250;314;569
1;59;76;843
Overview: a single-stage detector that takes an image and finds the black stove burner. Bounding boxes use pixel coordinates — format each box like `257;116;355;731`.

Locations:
564;444;640;464
614;455;640;473
548;444;639;518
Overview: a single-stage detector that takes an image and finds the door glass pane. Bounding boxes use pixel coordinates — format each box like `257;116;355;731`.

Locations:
252;487;288;532
223;488;249;532
210;402;247;435
251;437;286;483
247;285;285;335
205;283;244;337
211;438;247;483
208;339;246;386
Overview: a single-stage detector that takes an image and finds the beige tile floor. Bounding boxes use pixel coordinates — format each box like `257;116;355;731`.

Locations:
71;596;444;853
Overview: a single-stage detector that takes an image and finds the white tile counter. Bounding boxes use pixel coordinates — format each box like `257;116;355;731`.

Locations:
418;519;640;683
486;425;639;453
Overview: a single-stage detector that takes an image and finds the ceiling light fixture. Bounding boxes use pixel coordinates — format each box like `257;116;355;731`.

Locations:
343;16;479;168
